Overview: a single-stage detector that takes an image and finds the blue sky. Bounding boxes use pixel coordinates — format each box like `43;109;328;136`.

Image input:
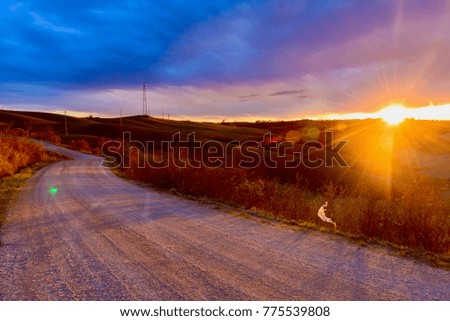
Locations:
1;0;449;120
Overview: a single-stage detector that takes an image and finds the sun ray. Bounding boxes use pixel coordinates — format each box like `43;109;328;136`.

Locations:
377;104;408;126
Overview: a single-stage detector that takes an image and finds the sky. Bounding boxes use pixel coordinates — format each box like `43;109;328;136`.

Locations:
1;0;450;121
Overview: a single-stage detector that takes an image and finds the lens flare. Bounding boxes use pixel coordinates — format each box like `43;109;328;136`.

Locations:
49;187;59;196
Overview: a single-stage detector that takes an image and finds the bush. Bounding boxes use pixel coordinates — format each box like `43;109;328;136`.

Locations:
0;133;47;178
31;127;62;144
70;139;90;152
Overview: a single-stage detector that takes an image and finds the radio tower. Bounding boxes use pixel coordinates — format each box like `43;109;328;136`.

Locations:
142;82;148;116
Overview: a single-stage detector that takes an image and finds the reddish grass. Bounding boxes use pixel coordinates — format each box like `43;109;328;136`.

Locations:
121;148;449;254
0;131;47;178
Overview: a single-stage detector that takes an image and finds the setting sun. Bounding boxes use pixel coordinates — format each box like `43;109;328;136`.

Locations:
377;104;408;126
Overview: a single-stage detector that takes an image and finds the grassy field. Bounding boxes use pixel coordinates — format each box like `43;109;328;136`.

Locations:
1;109;449;257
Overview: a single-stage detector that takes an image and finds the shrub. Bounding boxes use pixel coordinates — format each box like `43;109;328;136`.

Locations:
0;133;47;178
70;139;90;152
31;127;62;144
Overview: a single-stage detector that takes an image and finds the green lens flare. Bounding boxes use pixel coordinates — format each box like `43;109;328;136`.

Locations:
49;187;59;196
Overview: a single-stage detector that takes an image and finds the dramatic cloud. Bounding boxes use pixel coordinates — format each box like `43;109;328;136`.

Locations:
1;0;449;120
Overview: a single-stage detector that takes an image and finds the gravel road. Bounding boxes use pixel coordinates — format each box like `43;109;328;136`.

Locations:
0;142;449;300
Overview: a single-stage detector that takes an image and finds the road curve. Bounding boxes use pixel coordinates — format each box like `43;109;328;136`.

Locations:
0;143;449;300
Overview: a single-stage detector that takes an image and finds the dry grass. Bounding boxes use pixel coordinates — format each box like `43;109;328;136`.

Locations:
121;149;450;256
0;128;65;233
0;131;48;178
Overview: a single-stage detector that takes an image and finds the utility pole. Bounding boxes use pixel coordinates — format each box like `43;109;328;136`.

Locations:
120;108;123;126
64;110;68;135
143;82;148;116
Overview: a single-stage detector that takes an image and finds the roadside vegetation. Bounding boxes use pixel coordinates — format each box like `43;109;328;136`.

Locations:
0;128;64;233
121;149;449;258
0;128;48;178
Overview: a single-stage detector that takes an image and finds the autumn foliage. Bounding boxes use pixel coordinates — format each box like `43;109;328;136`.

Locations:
0;130;47;178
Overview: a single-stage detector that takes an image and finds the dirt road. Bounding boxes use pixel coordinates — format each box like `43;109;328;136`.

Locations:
0;142;448;300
